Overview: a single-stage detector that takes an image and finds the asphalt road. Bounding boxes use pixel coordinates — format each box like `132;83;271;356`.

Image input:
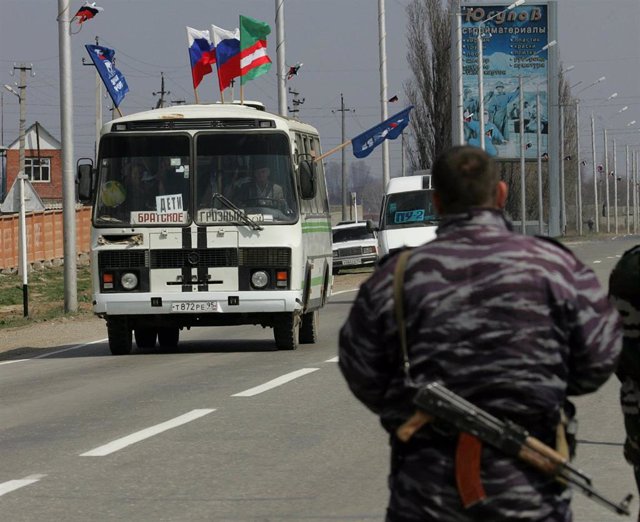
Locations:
1;236;638;521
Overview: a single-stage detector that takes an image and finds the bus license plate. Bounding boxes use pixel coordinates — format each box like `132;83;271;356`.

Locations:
171;301;217;313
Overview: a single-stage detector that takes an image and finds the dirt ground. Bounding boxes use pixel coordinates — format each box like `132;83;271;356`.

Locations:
0;269;372;358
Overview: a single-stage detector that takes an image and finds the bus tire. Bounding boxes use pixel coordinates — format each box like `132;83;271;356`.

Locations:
134;327;157;349
299;309;319;344
158;327;180;349
107;318;132;356
274;313;299;351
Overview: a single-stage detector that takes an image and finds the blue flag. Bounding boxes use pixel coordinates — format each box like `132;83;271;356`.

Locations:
352;106;413;159
85;44;129;108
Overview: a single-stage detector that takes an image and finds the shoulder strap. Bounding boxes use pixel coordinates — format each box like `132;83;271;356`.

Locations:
393;249;414;384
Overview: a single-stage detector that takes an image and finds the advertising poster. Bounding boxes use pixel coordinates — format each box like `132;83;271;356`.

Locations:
462;4;549;159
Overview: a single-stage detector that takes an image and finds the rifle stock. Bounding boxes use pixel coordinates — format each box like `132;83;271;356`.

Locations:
412;382;632;517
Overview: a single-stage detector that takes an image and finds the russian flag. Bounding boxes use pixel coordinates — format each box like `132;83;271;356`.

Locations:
211;25;241;92
186;27;215;89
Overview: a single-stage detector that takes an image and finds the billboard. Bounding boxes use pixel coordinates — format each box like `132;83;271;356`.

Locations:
461;4;549;159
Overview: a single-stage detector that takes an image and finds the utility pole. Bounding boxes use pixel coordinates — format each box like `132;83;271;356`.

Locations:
333;94;353;221
82;36;102;162
1;91;4;201
58;0;78;313
153;72;170;109
287;88;305;120
591;113;599;232
378;0;390;188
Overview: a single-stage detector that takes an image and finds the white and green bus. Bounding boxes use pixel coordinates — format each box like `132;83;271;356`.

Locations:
78;103;332;354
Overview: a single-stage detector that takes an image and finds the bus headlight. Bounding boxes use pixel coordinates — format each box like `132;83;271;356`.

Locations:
121;272;139;290
251;270;269;289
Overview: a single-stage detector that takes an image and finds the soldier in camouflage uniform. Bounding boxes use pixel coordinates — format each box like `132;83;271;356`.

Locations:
609;247;640;520
339;146;621;521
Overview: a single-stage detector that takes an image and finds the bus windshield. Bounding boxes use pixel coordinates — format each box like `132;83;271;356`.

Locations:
195;133;298;225
382;190;439;230
95;134;190;226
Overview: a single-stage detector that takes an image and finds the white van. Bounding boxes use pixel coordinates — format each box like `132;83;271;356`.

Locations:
377;174;439;257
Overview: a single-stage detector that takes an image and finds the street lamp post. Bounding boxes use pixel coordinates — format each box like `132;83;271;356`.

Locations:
477;0;525;151
572;76;606;235
3;83;28;317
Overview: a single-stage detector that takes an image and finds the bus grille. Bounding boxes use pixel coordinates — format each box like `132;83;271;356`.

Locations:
238;248;291;267
99;250;148;269
150;249;238;269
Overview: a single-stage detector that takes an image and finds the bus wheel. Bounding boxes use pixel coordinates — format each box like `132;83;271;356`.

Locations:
299;310;319;344
274;313;299;351
107;318;132;356
158;327;180;349
134;328;157;349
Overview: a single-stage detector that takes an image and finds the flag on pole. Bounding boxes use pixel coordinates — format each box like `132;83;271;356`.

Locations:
351;106;414;159
85;44;128;108
287;63;303;80
211;25;241;91
239;15;272;85
186;27;215;89
73;2;103;25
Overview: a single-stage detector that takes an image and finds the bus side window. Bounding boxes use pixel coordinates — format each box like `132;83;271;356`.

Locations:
311;137;328;212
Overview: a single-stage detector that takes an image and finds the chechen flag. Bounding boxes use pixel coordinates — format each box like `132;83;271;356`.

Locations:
239;15;272;85
211;25;241;91
186;27;215;89
73;2;103;25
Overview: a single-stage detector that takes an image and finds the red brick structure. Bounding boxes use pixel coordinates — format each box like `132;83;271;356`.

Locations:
5;122;63;208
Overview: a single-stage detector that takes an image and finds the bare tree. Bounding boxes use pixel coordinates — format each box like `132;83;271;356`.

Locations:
404;0;454;171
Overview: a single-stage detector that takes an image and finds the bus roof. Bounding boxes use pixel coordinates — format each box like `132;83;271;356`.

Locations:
105;103;319;135
385;174;432;194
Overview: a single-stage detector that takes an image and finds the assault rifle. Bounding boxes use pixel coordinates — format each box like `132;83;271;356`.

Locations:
411;382;633;516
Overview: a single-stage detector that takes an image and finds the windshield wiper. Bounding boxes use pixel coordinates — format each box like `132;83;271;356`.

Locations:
212;193;263;231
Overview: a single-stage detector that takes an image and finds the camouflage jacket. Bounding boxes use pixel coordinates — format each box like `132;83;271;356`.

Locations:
339;209;622;521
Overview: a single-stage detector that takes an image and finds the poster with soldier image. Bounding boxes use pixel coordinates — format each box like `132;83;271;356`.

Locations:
462;3;549;159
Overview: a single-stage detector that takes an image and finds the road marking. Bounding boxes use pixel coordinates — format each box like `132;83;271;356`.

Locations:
593;260;602;264
0;338;108;367
325;356;339;363
80;409;215;457
0;474;46;497
232;368;320;397
0;359;29;366
331;288;360;297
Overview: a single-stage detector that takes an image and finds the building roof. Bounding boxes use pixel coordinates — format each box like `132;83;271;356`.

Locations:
7;122;61;151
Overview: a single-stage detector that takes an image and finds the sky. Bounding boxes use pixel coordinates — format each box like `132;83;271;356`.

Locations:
1;0;639;184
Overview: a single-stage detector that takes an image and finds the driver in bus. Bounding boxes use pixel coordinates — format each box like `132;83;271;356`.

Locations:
240;160;286;210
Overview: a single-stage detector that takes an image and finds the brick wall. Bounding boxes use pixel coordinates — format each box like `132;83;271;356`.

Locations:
5;148;63;202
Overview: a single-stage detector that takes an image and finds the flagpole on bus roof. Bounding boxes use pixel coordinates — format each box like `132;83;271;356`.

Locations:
275;0;287;116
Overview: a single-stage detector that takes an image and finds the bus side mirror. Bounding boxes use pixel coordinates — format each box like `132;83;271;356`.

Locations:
299;159;317;200
77;161;94;203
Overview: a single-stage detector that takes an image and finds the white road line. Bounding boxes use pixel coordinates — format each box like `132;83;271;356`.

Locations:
231;368;320;397
325;356;339;363
0;359;29;366
331;288;360;296
0;338;107;367
593;260;602;264
80;409;215;457
0;474;46;497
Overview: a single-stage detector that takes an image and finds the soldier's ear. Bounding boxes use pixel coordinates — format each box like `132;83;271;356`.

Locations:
433;191;444;215
495;181;508;209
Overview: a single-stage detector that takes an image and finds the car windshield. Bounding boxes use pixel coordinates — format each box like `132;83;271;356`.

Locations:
333;227;375;243
195;133;298;225
95;134;190;226
382;190;439;230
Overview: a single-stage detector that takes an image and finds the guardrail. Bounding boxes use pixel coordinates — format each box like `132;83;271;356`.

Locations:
0;207;92;270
